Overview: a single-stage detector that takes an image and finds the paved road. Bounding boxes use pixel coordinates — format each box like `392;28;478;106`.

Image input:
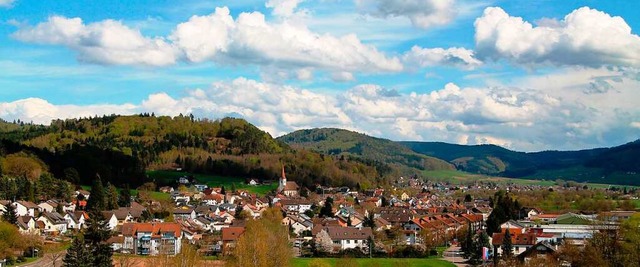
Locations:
21;251;66;267
442;245;468;267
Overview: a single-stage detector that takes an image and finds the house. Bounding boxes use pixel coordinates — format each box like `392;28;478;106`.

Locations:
202;194;224;206
14;201;39;217
516;241;558;263
313;226;373;252
101;212;119;230
283;214;314;235
600;211;638;223
492;232;538;256
221;227;245;255
16;216;39;234
173;208;196;220
0;200;10;215
277;166;299;197
177;176;190;184
75;189;90;199
194;184;208;192
520;207;542;220
38;200;60;213
65;211;88;230
121;222;183;255
104;208;134;225
37;212;68;234
280;199;312;214
247;179;259;186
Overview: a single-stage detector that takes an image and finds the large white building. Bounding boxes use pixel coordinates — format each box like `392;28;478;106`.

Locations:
121;223;183;255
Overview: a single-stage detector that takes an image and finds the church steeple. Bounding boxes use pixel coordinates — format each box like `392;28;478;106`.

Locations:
278;164;286;193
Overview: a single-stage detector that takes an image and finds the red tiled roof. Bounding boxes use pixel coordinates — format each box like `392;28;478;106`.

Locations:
222;227;245;241
122;222;181;238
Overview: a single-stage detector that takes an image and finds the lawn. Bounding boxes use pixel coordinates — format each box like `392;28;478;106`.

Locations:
291;258;455;267
81;185;171;202
147;170;277;196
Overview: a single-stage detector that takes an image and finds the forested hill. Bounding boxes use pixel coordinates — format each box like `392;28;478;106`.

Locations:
0;115;390;189
277;128;454;172
402;140;640;185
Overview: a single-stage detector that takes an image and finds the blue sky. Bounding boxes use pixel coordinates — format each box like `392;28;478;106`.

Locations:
1;0;640;151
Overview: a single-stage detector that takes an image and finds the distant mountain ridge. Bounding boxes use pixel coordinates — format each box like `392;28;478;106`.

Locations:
277;128;455;172
278;128;640;186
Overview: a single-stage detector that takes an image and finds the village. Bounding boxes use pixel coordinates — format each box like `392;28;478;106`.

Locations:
1;166;638;267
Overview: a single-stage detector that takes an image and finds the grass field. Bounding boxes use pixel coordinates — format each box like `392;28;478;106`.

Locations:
147;170;277;195
291;258;455;267
422;170;634;189
81;185;171;202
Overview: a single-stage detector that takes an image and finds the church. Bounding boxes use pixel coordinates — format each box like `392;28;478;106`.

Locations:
277;165;299;197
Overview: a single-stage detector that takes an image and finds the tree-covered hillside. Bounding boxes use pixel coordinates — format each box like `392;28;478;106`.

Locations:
0;115;391;190
277;128;454;173
402;141;640;185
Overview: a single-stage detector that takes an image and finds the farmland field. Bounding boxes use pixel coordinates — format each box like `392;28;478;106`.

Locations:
147;170;277;195
422;170;634;189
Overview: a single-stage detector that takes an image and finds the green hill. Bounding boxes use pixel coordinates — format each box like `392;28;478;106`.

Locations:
277;128;454;172
0;115;389;190
402;141;640;185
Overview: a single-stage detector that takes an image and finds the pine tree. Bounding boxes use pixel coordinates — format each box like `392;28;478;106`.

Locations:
118;184;131;207
87;175;106;213
462;223;476;260
63;234;92;267
220;186;226;195
502;229;513;259
105;183;119;210
320;197;333;218
84;211;113;267
2;204;17;225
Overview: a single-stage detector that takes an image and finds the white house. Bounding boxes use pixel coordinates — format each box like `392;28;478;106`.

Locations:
38;200;60;213
37;212;68;234
65;211;87;230
280;199;312;214
14;201;39;217
314;226;373;252
16;216;39;234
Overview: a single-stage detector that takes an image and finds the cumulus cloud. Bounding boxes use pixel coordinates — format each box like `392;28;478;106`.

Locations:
475;7;640;67
403;46;482;69
0;98;138;124
356;0;456;29
12;16;178;66
266;0;305;17
13;7;402;73
3;68;639;151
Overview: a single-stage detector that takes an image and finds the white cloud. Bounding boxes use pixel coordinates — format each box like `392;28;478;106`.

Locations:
475;6;640;67
14;7;402;73
12;16;178;66
3;68;639;151
356;0;456;29
266;0;305;17
403;46;482;69
0;0;15;8
0;98;137;124
331;71;355;82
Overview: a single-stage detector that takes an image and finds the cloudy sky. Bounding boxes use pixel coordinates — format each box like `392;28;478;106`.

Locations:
1;0;639;151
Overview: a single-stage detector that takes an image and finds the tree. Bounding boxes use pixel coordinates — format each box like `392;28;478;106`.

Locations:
620;214;640;267
320;197;333;218
87;175;106;213
363;212;376;230
83;212;113;267
2;204;17;225
229;207;291;267
462;224;475;259
63;235;92;267
347;216;352;227
501;229;513;259
220;186;226;195
106;183;119;210
63;168;80;184
118;184;132;207
314;229;333;255
171;241;201;267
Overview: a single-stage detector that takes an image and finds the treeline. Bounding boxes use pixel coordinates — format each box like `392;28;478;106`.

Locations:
0;115;392;189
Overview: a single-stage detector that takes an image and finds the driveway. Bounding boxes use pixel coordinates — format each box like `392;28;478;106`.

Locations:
442;245;468;267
